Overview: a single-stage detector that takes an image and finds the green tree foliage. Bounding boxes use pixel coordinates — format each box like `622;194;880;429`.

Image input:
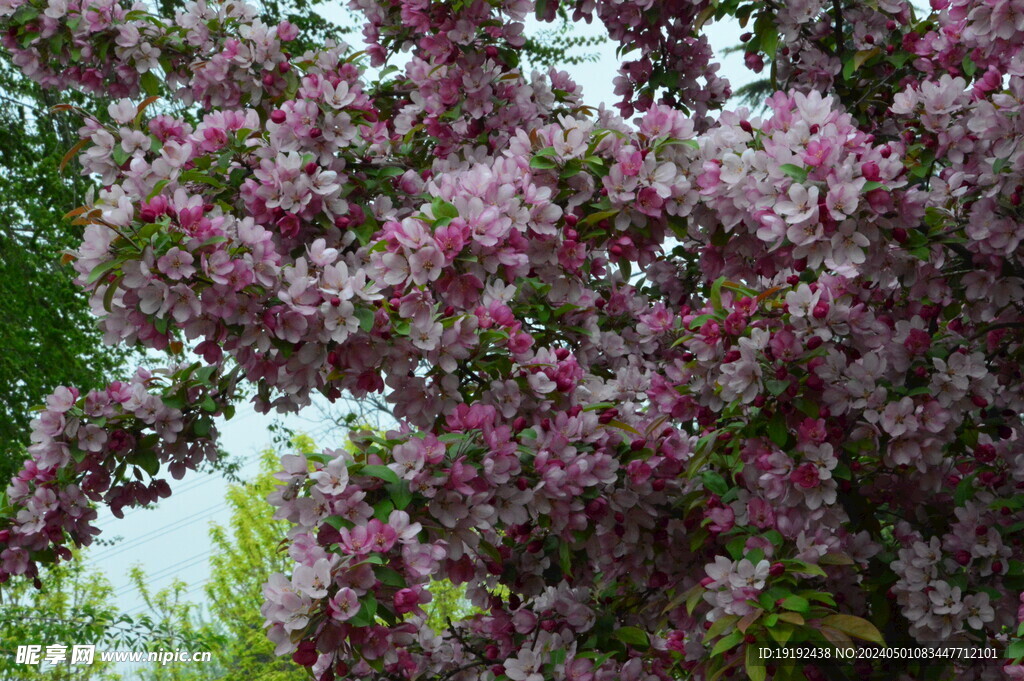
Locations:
0;60;125;481
0;557;121;680
521;6;607;69
423;579;481;634
202;441;313;681
122;568;226;681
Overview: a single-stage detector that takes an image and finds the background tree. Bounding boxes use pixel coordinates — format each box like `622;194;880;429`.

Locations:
121;568;225;681
0;60;126;481
0;556;124;680
202;439;312;681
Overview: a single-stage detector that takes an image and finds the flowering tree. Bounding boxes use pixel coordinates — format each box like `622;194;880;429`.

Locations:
1;0;1024;678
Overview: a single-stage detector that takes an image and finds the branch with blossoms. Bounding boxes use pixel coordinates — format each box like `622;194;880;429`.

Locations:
0;361;239;580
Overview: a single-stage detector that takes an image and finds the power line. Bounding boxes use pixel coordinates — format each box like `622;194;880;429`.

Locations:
88;502;227;564
123;574;228;620
113;552;211;599
88;446;279;563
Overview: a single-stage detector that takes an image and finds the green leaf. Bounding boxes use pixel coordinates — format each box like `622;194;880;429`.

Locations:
756;15;778;60
780;595;810;614
140;71;161;97
613;626;650;649
349;595;378;627
373;566;406;588
146;179;170;201
787;560;827;578
196;235;228;249
746;644;767;681
606;419;640;436
373;498;394;522
726;535;748;560
430;197;459;220
161;394;186;410
686;585;705;615
193;365;217;384
86;259;120;285
354;307;375;332
559;541;571;576
819;615;884;646
843;47;880;80
962;55;977;78
180;169;226;189
794;398;820;418
767;413;788;447
709;276;726;312
193;416;213;436
579;209;619;227
701;471;729;496
767;623;795;646
618;258;631;282
133;450;160;477
11;4;39;25
360;464;400;485
136;222;163;242
955;473;977;506
710;630;744;657
102;275;122;312
887;51;911;68
388;481;413;510
706;614;740;639
324;516;354;531
375;166;405;178
778;164;809;183
529;155;559;170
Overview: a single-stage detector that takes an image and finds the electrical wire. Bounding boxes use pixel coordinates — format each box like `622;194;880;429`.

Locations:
88;502;227;564
112;552;211;598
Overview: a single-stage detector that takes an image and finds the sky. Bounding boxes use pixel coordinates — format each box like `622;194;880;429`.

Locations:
80;6;758;645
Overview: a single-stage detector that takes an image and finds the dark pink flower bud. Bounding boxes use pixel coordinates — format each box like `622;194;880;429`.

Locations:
394;588;421;614
975;444;997;463
790;462;821;489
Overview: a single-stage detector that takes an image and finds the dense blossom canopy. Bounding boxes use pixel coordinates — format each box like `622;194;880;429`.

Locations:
2;0;1024;679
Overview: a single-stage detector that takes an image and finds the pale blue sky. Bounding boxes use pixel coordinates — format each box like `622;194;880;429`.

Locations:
82;8;757;635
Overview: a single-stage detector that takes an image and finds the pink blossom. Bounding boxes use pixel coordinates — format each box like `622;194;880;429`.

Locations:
156;248;196;280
